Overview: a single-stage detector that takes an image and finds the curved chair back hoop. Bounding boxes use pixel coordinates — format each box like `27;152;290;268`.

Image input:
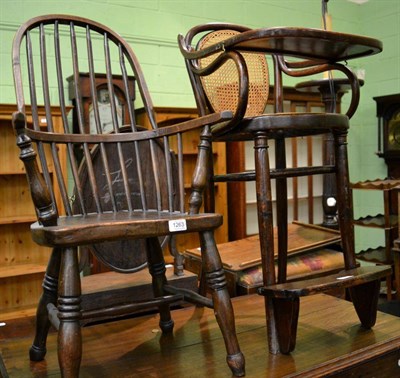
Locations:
197;29;270;119
12;15;155;124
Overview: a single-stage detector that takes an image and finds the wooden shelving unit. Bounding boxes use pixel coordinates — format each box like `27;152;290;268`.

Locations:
0;104;66;315
351;178;400;297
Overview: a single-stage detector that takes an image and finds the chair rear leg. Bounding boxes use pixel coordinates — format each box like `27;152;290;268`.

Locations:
200;230;245;377
334;130;357;269
147;237;174;333
349;280;381;328
334;131;381;328
272;297;300;354
58;247;82;378
30;248;61;361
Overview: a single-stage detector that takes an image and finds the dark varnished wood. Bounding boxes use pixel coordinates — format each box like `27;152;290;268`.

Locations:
179;23;390;356
11;15;244;377
187;27;382;62
259;266;390;298
2;294;400;377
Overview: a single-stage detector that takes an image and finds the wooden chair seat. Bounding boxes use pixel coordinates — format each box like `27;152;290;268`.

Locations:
213;112;349;141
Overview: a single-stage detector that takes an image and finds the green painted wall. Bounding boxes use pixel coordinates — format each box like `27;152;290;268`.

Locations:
1;0;399;251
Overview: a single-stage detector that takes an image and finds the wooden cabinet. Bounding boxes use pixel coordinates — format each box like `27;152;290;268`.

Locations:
0;104;66;315
136;107;228;254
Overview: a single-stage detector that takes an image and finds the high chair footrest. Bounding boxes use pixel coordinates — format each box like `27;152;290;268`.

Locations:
258;265;392;299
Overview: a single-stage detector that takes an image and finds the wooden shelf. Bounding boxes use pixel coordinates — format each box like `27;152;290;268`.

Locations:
353;214;398;229
356;247;390;265
0;303;38;321
0;215;37;225
0;263;47;279
351;178;400;190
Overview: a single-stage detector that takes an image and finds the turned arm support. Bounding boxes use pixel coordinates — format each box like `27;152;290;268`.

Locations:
189;126;213;215
12;111;57;226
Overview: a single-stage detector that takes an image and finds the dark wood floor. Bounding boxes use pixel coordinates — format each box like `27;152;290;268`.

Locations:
1;294;400;377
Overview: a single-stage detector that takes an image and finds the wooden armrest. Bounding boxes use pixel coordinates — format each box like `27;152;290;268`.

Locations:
25;111;233;143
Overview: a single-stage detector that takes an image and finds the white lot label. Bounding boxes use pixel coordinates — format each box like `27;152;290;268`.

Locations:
168;219;187;232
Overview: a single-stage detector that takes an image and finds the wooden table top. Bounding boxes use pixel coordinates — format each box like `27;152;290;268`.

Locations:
194;27;382;62
1;294;400;377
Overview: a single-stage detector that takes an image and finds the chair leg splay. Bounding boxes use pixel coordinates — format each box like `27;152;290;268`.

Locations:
200;231;245;377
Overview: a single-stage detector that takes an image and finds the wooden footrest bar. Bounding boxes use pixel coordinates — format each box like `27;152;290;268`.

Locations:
258;265;392;299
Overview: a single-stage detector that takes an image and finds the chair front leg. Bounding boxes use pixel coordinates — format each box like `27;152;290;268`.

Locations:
30;248;62;361
57;247;82;378
254;133;281;354
199;230;245;377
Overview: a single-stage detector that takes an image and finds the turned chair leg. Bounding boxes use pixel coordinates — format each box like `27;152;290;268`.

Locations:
30;248;61;361
254;133;283;354
200;230;245;377
147;237;174;333
334;131;381;328
57;247;82;378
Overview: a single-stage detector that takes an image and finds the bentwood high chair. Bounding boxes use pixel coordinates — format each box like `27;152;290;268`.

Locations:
178;23;391;354
11;15;245;377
